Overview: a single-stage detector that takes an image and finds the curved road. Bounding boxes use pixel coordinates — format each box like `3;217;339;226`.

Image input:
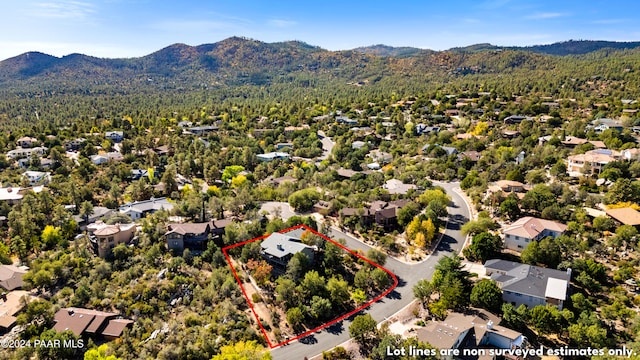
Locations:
270;182;471;359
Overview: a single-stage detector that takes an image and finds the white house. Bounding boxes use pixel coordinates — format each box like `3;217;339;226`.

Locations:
90;152;124;165
6;147;46;160
256;152;290;162
22;171;51;185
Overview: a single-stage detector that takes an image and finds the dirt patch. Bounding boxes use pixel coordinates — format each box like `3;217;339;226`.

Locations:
242;279;278;344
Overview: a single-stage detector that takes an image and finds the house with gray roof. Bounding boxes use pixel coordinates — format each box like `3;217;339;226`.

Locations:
415;308;526;353
484;259;571;310
0;265;27;291
119;197;174;220
260;233;315;268
105;131;124;142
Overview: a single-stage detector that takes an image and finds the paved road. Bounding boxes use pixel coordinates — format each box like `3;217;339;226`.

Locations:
270;182;471;359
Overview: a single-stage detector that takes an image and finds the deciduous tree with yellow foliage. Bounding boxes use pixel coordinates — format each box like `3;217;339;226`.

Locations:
406;216;436;248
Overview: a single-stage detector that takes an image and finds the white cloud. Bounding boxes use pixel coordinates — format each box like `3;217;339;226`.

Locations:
591;19;627;25
268;19;297;28
525;12;568;20
32;0;96;19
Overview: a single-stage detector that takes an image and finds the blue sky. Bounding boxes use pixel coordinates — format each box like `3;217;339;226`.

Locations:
2;0;639;61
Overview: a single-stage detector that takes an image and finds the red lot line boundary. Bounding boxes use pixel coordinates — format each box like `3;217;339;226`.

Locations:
222;224;399;349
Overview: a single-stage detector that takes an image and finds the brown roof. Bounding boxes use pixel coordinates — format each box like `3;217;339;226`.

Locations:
94;225;121;236
101;318;134;337
166;222;210;236
606;207;640;226
211;218;232;229
85;313;112;334
337;168;359;178
0;265;26;291
340;207;373;217
0;290;31;329
53;308;130;337
54;309;98;335
271;175;296;185
459;151;481;161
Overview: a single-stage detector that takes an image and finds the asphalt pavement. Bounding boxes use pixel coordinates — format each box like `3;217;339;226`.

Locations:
269;181;471;360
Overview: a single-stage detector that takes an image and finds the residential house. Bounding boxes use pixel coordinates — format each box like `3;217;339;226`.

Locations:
382;179;417;195
0;185;46;205
567;149;620;176
257;152;290;162
336;168;361;179
131;169;149;180
455;133;476;141
119;198;174;220
17;156;51;169
275;142;293;150
0;291;33;332
53;308;133;339
91;152;124;165
605;207;640;226
73;206;113;230
269;175;296;186
0;265;27;291
441;146;458;156
502;129;521;139
88;222;136;258
186;125;218;136
504;115;530;124
560;136;606;149
415;124;440;135
591;118;623;133
484;259;571;309
165;219;231;252
336;116;358;125
487;180;529;199
284;125;309;135
22;171;51;185
152;145;171;156
313;200;331;213
16;137;37;148
260;233;315;268
340;200;409;230
368;149;392;164
458;151;481;162
503;216;567;252
415;309;526;354
6;146;46;160
622;148;640;162
105;131;124;142
351;141;366;150
64;138;87;151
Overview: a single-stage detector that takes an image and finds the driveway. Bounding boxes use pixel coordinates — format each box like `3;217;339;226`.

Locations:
259;201;298;221
270;182;471;359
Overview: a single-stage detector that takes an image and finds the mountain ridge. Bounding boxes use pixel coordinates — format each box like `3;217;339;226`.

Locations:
1;37;640;93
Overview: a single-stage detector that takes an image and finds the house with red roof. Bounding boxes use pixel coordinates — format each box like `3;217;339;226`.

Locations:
503;216;567;252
